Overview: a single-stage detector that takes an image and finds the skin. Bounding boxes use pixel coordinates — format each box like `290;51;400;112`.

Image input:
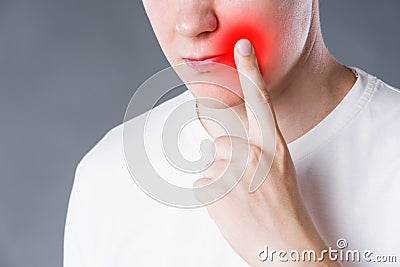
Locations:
195;41;340;266
142;0;354;265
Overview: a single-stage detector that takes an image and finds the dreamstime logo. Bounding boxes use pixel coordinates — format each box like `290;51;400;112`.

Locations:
258;238;398;264
336;238;348;249
122;62;276;208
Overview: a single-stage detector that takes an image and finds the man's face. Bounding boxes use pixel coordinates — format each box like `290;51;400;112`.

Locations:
142;0;313;107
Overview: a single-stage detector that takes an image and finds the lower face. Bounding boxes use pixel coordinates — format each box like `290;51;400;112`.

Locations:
142;0;313;107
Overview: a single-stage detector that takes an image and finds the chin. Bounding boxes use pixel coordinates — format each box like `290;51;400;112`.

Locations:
187;83;244;108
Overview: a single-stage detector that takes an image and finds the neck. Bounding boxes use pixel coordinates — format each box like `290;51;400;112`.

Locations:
269;5;357;144
197;4;357;144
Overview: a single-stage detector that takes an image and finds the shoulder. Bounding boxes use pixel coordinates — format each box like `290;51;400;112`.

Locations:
362;69;400;129
371;76;400;111
64;91;194;264
76;90;193;180
347;69;400;172
69;90;196;211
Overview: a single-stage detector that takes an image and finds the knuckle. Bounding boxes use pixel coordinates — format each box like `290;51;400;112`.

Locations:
212;158;229;169
213;135;229;147
244;59;259;71
253;87;266;102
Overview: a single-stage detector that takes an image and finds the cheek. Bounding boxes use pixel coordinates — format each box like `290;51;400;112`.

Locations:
215;13;278;77
143;2;176;60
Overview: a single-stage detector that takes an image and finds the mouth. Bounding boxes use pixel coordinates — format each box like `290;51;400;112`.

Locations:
183;55;225;73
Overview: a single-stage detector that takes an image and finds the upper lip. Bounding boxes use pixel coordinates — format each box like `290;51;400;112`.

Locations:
183;54;225;61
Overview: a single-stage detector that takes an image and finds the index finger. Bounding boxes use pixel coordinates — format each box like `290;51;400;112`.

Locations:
234;39;276;150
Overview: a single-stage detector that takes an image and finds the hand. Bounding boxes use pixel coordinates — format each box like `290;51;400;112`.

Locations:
194;39;340;267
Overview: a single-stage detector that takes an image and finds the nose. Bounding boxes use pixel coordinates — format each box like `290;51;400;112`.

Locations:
175;0;218;38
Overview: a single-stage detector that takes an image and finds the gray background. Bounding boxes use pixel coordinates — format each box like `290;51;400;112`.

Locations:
0;0;399;266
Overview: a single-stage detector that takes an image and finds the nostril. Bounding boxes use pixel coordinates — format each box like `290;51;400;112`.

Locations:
175;12;218;38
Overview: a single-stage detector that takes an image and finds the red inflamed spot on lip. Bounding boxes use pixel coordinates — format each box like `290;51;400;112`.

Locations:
216;21;273;76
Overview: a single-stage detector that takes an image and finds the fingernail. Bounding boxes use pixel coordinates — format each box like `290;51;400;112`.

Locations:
236;39;253;57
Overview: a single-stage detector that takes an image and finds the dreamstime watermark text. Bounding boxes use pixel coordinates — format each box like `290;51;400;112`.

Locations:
258;238;397;264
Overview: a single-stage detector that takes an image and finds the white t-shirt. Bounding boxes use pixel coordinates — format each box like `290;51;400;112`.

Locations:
64;67;400;266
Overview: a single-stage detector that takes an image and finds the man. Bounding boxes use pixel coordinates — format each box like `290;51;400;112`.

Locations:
64;0;400;266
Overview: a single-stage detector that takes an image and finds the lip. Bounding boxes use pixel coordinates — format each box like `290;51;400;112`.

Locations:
183;55;224;73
